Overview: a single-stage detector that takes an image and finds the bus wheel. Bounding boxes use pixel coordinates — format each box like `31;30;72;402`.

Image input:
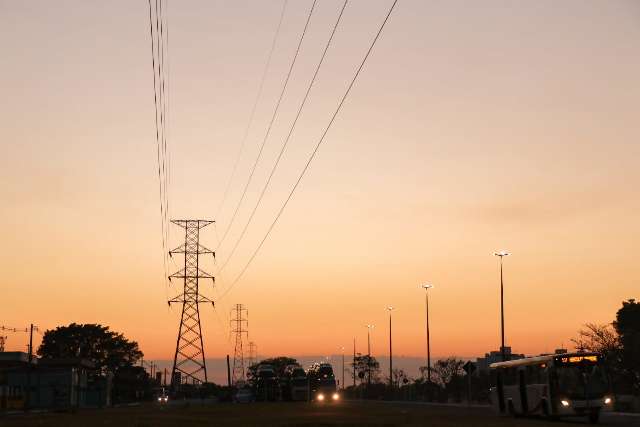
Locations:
588;409;600;424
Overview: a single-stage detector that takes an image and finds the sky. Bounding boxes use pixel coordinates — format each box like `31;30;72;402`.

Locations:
1;0;639;381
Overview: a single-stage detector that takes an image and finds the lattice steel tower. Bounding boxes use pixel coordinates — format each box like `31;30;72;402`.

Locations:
231;304;248;384
168;219;215;388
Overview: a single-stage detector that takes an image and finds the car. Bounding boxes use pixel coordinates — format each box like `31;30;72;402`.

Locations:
234;386;255;403
156;387;169;405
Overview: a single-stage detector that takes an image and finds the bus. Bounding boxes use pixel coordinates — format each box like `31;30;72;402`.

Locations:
489;352;612;423
307;363;339;403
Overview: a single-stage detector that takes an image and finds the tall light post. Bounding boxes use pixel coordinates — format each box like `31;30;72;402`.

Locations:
494;250;510;362
421;284;434;383
387;306;394;388
366;324;374;387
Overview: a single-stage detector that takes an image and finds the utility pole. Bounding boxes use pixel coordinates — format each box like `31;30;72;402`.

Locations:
231;304;248;385
168;219;215;390
28;324;34;363
352;338;356;387
366;324;374;388
340;346;345;390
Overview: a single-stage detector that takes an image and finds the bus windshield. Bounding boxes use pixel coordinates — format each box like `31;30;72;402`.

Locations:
556;364;608;399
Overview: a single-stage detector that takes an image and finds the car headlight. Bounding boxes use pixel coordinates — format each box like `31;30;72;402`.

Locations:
561;400;570;407
332;393;339;400
157;397;162;402
317;393;325;401
604;397;612;405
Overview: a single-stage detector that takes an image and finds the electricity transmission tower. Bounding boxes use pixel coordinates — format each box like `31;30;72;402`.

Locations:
0;336;6;352
168;219;215;389
231;304;248;384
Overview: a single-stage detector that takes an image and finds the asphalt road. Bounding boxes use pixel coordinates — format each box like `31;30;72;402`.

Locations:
1;401;638;427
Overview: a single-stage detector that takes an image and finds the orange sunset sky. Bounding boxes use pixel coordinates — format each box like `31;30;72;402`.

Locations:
1;0;639;365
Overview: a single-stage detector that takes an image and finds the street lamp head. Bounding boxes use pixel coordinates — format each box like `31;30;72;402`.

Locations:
494;250;510;257
421;283;434;290
366;324;375;329
387;306;394;311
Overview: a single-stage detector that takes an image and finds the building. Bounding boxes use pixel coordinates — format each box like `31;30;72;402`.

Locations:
0;352;111;411
475;347;525;374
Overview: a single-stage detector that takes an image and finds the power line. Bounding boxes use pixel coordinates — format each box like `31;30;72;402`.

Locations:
156;0;170;274
218;0;398;300
148;0;169;289
215;0;317;251
216;0;349;276
215;0;288;221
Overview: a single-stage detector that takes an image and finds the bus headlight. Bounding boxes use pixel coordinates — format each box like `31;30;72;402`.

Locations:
604;397;612;405
317;393;325;401
561;400;570;407
332;393;339;400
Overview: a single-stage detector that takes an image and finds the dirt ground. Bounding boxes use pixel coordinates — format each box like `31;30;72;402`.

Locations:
1;401;636;427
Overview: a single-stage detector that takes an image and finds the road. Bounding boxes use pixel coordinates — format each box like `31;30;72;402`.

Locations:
1;401;637;426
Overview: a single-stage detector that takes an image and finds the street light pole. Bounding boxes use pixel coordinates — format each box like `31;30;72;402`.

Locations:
387;306;394;388
421;284;434;383
494;250;510;362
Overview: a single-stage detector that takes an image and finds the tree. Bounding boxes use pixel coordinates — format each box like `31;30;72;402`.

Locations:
389;368;410;387
614;299;640;391
432;357;464;387
352;354;381;385
112;365;152;403
37;323;143;375
572;323;620;355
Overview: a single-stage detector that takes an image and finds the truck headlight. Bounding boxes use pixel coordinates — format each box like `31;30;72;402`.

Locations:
317;393;325;401
332;393;339;400
561;400;570;407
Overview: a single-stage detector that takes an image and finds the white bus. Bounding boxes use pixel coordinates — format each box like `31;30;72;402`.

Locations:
489;353;612;424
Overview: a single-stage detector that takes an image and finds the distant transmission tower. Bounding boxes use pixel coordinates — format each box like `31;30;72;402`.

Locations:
231;304;248;384
168;219;215;388
0;336;6;352
248;341;258;367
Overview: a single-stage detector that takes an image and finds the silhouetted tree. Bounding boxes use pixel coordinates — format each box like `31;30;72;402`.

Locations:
389;368;409;387
352;353;381;385
431;357;465;402
614;299;640;391
112;365;152;403
572;323;620;355
37;323;143;375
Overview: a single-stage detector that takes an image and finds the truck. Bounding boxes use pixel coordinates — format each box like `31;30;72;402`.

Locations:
253;364;280;402
307;362;339;403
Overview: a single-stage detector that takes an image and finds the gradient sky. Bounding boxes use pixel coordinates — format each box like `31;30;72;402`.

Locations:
1;0;639;369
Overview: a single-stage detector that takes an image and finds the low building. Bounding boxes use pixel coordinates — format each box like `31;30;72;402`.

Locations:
0;352;111;411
